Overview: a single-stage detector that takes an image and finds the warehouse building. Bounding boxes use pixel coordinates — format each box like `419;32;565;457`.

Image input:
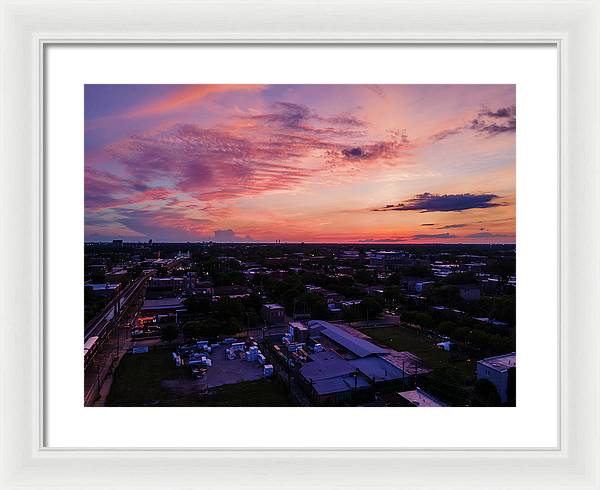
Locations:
295;320;431;405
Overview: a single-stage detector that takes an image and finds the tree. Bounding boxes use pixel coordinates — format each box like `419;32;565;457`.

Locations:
402;310;434;330
402;266;433;278
353;269;377;285
360;295;384;321
473;378;501;406
383;285;403;306
214;297;245;323
444;272;477;285
506;367;516;406
296;291;328;320
184;294;212;315
182;321;202;339
160;323;178;343
453;326;471;341
342;305;361;325
199;318;224;337
437;320;457;335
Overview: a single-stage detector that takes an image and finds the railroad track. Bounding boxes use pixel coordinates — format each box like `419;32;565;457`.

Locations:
84;273;151;342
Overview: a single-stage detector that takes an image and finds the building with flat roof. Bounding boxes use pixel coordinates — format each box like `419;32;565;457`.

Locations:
213;285;251;299
295;320;431;404
398;387;447;407
299;350;371;405
308;320;388;358
369;251;408;271
261;303;286;325
141;297;186;322
476;352;516;403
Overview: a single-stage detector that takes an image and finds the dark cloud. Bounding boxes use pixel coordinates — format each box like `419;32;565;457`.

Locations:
480;106;516;119
325;114;366;127
358;237;405;243
365;85;385;98
412;232;456;240
421;223;435;227
85;168;173;211
342;147;366;158
468;105;516;135
429;127;462;142
114;207;215;242
250;102;311;129
429;104;516;142
335;139;411;163
437;223;467;229
374;192;503;213
464;231;514;239
249;102;366;133
468;117;516;135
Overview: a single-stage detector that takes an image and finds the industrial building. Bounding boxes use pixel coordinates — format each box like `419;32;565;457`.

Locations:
288;320;431;405
140;297;187;322
476;352;516;403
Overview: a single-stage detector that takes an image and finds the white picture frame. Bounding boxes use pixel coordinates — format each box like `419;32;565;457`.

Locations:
1;0;598;488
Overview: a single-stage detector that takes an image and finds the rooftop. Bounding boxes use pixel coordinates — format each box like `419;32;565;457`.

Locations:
398;388;447;407
311;375;371;395
289;321;307;331
141;298;185;310
263;303;284;310
348;356;405;382
301;350;356;381
380;351;432;375
300;351;372;395
308;320;388;358
478;352;516;371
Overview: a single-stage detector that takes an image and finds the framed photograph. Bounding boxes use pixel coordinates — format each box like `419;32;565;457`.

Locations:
1;1;599;488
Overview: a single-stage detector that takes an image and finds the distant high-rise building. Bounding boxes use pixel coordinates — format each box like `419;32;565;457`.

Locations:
112;239;123;247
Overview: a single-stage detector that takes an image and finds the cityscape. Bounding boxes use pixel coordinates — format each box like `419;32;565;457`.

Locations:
84;84;515;407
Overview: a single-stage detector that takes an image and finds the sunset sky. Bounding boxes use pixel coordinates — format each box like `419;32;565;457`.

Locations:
85;84;515;244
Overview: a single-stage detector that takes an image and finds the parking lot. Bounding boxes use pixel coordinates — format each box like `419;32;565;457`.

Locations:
206;345;265;388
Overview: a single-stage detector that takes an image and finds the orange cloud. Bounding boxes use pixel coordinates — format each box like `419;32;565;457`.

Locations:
120;84;265;119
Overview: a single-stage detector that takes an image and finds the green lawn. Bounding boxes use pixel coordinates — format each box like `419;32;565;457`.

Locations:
107;349;293;407
196;378;293;407
107;349;186;406
363;326;451;367
362;326;477;406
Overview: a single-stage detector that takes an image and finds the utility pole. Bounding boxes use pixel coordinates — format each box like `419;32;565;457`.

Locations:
414;362;418;388
286;344;292;395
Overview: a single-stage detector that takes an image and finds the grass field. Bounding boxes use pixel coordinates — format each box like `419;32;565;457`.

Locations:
107;349;294;407
362;326;456;366
361;326;477;406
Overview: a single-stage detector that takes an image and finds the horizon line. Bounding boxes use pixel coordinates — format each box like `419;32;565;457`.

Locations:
84;240;516;246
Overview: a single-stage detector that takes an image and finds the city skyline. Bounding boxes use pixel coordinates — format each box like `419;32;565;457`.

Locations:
85;84;516;244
